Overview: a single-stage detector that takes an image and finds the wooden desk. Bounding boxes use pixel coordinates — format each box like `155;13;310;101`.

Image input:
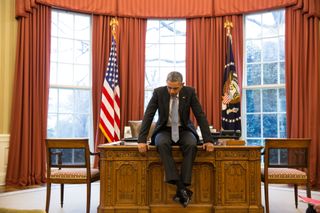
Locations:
98;145;263;213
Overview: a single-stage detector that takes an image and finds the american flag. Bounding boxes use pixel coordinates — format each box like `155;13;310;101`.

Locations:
221;33;241;132
99;36;120;142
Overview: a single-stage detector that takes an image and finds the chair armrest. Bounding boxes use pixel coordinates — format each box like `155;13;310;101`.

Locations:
90;151;100;169
90;152;100;156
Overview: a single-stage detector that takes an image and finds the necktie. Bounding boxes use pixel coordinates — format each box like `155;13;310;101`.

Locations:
171;96;179;142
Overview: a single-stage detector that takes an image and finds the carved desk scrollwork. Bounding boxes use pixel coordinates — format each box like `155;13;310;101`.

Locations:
98;145;263;213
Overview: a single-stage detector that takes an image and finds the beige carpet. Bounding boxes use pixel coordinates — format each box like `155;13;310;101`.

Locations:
0;183;319;213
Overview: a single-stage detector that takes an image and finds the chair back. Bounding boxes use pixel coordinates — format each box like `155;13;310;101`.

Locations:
264;138;311;183
46;138;92;182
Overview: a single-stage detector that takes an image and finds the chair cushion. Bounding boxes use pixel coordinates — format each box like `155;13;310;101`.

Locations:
50;168;100;180
261;168;307;180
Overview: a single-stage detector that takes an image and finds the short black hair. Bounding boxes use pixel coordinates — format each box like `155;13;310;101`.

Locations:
166;71;183;83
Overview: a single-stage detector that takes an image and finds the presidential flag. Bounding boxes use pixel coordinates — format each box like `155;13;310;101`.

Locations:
99;35;120;142
221;33;241;131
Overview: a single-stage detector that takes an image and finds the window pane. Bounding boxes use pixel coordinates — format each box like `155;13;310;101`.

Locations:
50;62;57;85
159;44;175;66
146;44;160;66
279;37;285;60
145;67;160;89
175;20;186;43
74;64;90;86
58;12;74;39
74;15;90;40
247;114;261;137
262;38;278;62
263;63;277;84
58;63;73;85
58;89;74;113
57;114;74;137
146;21;159;43
74;40;90;64
247;64;261;86
279;113;287;137
246;90;261;113
245;14;262;39
278;89;286;112
58;38;74;63
175;44;185;66
47;114;57;137
280;62;285;84
159;20;175;43
48;88;58;113
246;40;261;63
74;114;89;137
75;90;90;113
263;114;278;137
262;12;279;37
262;89;277;112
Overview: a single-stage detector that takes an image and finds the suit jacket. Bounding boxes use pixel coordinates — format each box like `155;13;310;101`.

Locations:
138;86;213;144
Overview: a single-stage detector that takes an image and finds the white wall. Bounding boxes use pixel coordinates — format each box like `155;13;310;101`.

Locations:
0;134;10;185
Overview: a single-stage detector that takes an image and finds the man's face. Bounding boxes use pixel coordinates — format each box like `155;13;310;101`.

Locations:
166;80;184;96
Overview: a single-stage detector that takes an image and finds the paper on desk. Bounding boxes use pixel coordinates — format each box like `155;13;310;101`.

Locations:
299;195;320;205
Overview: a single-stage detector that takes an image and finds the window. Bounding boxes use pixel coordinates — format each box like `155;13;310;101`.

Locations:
145;20;186;111
48;10;93;162
243;10;286;146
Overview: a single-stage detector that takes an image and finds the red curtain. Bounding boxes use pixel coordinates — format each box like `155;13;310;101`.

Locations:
92;15;113;152
17;0;299;18
92;16;146;151
6;5;51;186
285;7;320;186
186;16;243;130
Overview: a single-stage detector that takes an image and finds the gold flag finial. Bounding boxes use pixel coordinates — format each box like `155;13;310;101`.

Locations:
110;17;119;40
224;20;233;37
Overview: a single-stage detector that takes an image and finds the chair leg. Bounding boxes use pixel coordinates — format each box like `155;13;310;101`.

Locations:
86;183;91;213
46;182;51;213
307;182;311;198
60;183;64;208
294;184;298;208
264;182;269;213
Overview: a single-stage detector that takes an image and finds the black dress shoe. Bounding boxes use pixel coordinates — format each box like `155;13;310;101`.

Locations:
173;189;191;208
173;188;193;202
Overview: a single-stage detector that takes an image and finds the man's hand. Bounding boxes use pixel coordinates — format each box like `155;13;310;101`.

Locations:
202;142;214;152
138;143;148;153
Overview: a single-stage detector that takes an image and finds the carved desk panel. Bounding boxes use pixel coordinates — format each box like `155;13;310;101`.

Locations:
98;145;263;213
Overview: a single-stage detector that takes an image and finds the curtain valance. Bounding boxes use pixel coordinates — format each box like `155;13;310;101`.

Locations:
17;0;320;18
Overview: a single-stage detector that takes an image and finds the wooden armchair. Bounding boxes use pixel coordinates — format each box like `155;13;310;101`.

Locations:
45;138;100;213
261;138;311;213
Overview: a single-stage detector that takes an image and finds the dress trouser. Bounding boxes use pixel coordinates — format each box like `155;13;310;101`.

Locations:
306;205;317;213
154;128;198;186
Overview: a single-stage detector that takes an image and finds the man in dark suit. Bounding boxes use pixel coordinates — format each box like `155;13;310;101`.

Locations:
307;204;320;213
138;71;214;208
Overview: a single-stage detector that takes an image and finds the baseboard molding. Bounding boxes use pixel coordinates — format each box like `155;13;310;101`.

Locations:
0;134;10;185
